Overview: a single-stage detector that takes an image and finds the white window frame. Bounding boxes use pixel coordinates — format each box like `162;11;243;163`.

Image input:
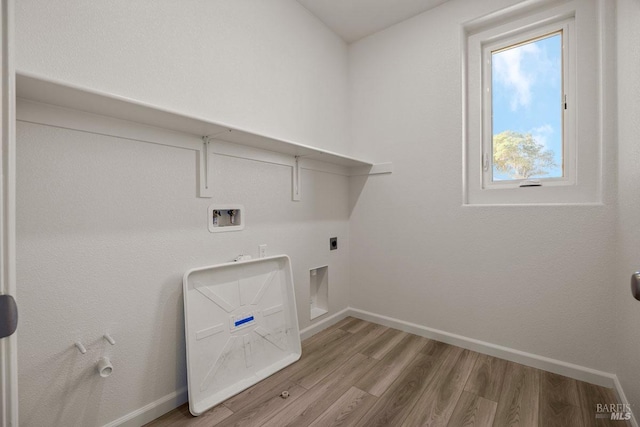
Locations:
482;20;574;189
464;1;603;206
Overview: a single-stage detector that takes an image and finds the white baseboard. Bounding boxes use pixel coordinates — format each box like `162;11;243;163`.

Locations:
348;307;617;389
102;309;349;427
103;387;188;427
613;376;638;427
299;307;350;341
345;306;638;425
103;306;635;427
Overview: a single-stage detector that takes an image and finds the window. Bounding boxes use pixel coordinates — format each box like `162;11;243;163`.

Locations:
486;26;568;186
464;1;603;205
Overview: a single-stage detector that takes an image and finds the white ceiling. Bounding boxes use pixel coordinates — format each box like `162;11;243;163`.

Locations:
297;0;450;43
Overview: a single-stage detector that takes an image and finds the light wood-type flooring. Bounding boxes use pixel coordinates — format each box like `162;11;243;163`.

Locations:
146;317;627;427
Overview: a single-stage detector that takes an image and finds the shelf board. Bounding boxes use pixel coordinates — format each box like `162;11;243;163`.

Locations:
15;71;374;169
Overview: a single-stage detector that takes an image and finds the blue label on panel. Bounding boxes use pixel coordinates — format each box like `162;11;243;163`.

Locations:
234;316;254;327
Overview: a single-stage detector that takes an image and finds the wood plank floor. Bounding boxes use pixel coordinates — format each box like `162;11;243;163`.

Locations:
146;318;627;427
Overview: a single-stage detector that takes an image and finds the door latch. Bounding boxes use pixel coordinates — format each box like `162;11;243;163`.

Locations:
0;295;18;338
631;272;640;302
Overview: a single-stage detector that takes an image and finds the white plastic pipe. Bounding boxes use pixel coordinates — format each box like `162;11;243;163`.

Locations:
96;357;113;378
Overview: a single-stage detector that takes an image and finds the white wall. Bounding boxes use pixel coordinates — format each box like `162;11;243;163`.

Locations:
348;0;618;374
16;122;352;427
15;0;636;425
616;0;640;412
16;0;350;154
15;1;352;426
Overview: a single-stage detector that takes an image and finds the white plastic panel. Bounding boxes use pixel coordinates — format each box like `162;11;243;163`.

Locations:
183;255;301;416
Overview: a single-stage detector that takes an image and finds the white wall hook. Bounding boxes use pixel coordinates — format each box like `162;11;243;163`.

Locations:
74;341;87;354
103;334;116;345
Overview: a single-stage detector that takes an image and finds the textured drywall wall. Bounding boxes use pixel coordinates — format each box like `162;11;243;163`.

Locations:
16;122;351;426
348;0;618;373
15;0;350;154
15;1;352;425
616;0;640;411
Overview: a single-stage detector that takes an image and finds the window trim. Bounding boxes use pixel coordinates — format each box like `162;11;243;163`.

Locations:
463;0;603;206
482;19;575;189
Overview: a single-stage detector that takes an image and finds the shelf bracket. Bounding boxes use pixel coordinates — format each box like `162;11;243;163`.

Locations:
198;136;214;198
292;156;301;201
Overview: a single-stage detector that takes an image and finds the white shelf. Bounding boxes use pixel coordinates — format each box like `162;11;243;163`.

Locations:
16;71;377;169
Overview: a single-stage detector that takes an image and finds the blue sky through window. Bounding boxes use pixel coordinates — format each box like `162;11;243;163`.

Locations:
491;32;563;181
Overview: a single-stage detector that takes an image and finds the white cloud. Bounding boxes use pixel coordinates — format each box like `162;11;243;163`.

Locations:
532;124;554;134
493;42;541;110
493;36;559;112
530;124;554;148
